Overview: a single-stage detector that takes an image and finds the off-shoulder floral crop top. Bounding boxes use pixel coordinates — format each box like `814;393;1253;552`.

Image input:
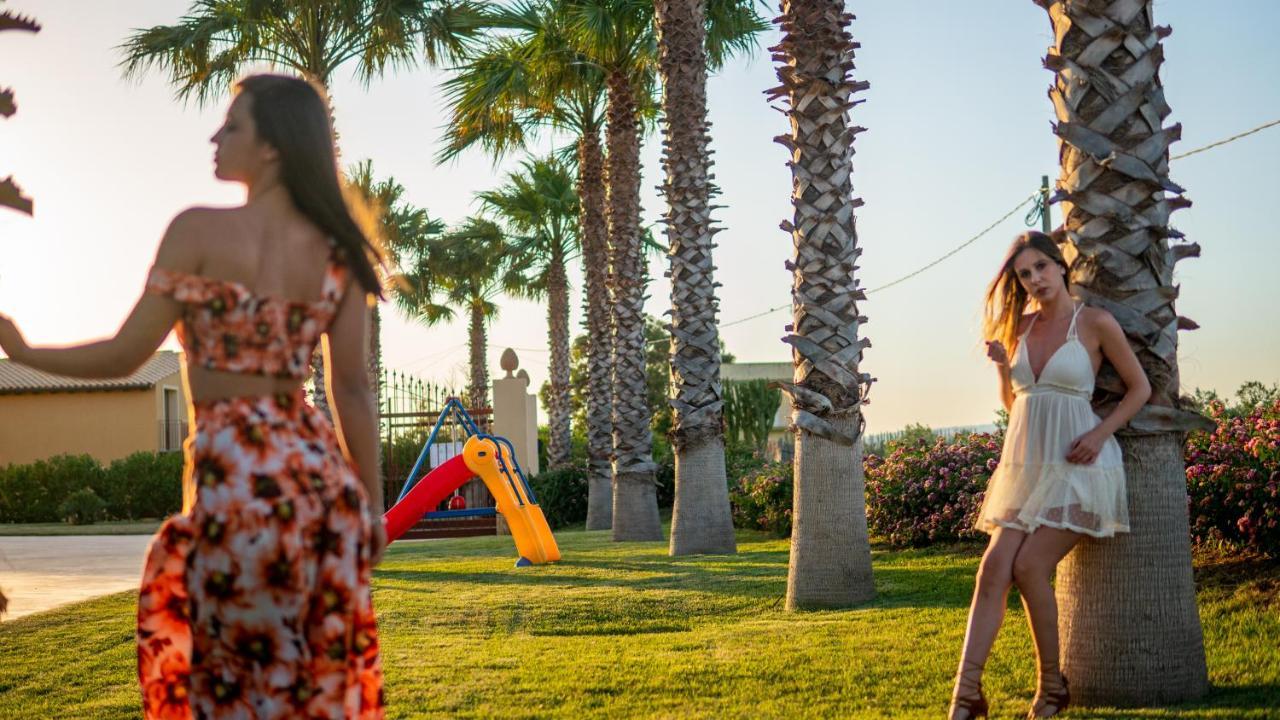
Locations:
144;253;348;379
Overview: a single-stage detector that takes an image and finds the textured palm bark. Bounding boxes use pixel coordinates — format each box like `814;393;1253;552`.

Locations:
579;133;615;531
545;245;573;469
605;69;661;542
1056;434;1207;704
656;0;735;556
370;303;384;507
769;0;875;609
468;302;490;412
310;352;331;417
786;422;873;609
1036;0;1208;703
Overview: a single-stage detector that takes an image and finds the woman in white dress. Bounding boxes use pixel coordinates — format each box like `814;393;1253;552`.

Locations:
948;231;1151;720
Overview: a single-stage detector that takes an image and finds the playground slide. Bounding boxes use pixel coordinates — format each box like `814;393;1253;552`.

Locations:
382;454;474;542
381;436;561;565
466;438;561;565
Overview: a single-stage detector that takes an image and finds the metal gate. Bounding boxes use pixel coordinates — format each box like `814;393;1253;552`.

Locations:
379;369;494;537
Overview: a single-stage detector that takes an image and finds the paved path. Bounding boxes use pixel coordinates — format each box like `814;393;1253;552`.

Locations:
0;535;152;621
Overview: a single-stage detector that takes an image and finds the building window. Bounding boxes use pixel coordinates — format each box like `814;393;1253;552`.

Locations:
160;387;184;452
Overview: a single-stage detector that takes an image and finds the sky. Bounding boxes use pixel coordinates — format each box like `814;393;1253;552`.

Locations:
1;1;1277;434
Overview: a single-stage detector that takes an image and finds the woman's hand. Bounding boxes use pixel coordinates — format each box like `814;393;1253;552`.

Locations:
985;340;1009;367
1066;428;1106;465
0;314;29;361
368;513;387;567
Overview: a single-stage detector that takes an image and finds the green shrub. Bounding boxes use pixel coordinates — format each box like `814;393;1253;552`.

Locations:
102;452;183;519
528;463;589;530
1185;397;1280;555
865;433;1001;547
724;379;782;452
729;462;793;536
58;487;107;525
0;454;105;523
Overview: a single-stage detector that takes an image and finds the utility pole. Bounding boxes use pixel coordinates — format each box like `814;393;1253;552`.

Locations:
1040;175;1052;233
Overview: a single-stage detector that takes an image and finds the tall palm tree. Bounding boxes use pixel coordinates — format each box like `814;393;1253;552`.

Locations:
120;0;479;415
438;1;618;528
565;0;760;542
394;217;518;410
1035;0;1211;703
770;1;875;609
345;160;445;507
478;156;580;468
1;6;40;216
655;0;763;556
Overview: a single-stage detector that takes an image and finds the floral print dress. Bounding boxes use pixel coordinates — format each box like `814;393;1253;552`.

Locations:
137;255;384;719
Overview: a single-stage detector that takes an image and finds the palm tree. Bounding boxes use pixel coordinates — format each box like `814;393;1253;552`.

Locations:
346;158;447;394
565;0;761;542
1035;0;1211;703
1;6;40;216
394;217;518;410
120;0;479;415
655;0;763;556
345;160;445;507
438;0;617;528
769;1;875;609
478;157;580;468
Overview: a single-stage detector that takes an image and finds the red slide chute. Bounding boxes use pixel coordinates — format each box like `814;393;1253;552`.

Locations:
382;454;476;542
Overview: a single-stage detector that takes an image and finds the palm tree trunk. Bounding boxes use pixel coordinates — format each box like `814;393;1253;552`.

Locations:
1036;0;1210;704
656;0;735;557
311;353;331;415
310;79;339;420
579;131;615;531
545;246;573;469
605;68;662;542
370;303;384;511
771;0;875;610
467;301;490;412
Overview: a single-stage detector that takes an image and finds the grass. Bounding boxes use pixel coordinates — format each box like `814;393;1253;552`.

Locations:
0;520;162;536
0;529;1277;719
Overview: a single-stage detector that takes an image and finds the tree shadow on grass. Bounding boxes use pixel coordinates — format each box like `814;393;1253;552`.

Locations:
1077;683;1280;718
376;544;979;612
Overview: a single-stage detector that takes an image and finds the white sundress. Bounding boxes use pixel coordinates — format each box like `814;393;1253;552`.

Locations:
977;302;1129;538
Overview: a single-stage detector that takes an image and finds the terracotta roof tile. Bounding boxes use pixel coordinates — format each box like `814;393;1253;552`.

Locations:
0;351;182;394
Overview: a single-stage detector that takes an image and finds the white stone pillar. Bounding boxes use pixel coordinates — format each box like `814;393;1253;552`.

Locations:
492;348;540;477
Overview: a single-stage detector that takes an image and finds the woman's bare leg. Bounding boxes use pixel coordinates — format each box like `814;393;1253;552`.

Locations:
951;527;1027;719
1011;526;1084;716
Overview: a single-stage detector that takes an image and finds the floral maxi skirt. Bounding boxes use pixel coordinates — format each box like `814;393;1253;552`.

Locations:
136;390;384;719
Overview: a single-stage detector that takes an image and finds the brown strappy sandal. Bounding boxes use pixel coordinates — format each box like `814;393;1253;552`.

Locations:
1027;674;1070;719
949;660;989;720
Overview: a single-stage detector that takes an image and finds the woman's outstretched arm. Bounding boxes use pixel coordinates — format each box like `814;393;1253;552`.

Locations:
0;217;192;377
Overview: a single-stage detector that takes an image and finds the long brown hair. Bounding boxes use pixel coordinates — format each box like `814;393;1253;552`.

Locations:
982;231;1070;352
235;74;385;299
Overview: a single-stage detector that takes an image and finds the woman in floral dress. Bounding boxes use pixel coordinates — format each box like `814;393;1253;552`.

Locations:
0;74;388;719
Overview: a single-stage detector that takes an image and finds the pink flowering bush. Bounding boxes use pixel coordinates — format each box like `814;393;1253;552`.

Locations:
864;433;1002;547
729;462;793;537
1185;398;1280;555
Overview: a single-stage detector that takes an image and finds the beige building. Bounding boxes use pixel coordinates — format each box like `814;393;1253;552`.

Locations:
0;351;187;466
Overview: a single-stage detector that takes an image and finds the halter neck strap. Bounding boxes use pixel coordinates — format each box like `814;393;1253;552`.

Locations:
1067;301;1083;340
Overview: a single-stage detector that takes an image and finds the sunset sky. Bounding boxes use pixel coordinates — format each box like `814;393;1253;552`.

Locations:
1;1;1277;434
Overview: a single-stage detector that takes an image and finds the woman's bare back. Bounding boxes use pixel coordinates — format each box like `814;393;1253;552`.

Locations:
175;204;340;403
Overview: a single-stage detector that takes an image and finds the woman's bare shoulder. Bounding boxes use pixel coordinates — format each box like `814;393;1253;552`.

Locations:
1079;305;1120;330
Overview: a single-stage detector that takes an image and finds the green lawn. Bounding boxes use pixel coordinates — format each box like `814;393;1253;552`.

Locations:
1;529;1276;719
0;520;162;536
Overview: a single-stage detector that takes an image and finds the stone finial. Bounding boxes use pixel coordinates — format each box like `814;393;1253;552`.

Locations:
500;348;519;378
516;369;530;387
